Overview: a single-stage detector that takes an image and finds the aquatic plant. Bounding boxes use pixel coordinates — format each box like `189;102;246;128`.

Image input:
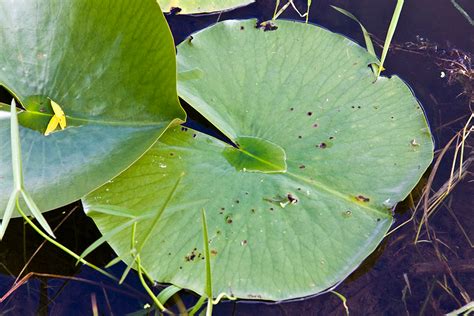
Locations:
0;0;435;311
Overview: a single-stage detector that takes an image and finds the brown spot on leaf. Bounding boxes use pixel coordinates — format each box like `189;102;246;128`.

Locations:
356;195;370;202
169;7;182;15
287;193;298;204
257;21;278;32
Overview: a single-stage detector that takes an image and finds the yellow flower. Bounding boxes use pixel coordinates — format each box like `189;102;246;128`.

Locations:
44;99;67;136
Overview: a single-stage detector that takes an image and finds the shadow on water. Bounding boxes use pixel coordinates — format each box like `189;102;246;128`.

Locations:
0;0;472;315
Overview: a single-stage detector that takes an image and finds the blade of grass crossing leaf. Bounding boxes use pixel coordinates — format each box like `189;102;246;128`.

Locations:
331;6;379;75
156;285;182;306
136;173;184;253
83;204;141;219
10;100;22;190
21;190;55;238
0;191;19;239
8;99;55;238
201;208;213;316
78;218;138;264
377;0;404;78
119;222;139;284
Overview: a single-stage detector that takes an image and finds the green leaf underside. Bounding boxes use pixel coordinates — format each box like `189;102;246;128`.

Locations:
0;0;185;215
84;20;434;300
223;136;287;173
157;0;254;14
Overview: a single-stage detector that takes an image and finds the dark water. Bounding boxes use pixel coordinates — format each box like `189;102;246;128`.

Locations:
1;0;472;315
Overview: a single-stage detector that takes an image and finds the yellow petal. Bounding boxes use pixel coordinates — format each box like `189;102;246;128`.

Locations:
50;99;64;117
44;115;60;136
58;115;66;129
49;99;67;131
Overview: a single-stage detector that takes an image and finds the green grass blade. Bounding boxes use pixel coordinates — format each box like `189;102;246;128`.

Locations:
450;0;474;26
10;99;22;190
21;190;55;238
105;255;125;268
273;0;281;20
78;218;138;264
135;254;166;312
331;6;379;75
136;173;183;253
84;204;140;219
189;295;207;316
306;0;312;23
0;190;19;239
156;285;182;306
377;0;405;78
201;208;213;316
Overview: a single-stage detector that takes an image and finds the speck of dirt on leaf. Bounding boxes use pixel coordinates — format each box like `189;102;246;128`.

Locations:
211;249;218;255
307;112;313;116
298;135;302;139
287;193;298;204
257;21;278;32
241;240;248;246
356;195;370;202
185;249;200;262
299;165;305;169
318;142;327;149
312;123;319;128
240;26;245;30
269;207;274;211
181;127;188;132
169;7;182;15
225;215;233;224
290;107;294;111
251;208;256;213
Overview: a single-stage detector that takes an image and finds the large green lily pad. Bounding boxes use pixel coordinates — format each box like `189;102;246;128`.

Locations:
0;0;185;215
83;19;434;300
157;0;254;14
